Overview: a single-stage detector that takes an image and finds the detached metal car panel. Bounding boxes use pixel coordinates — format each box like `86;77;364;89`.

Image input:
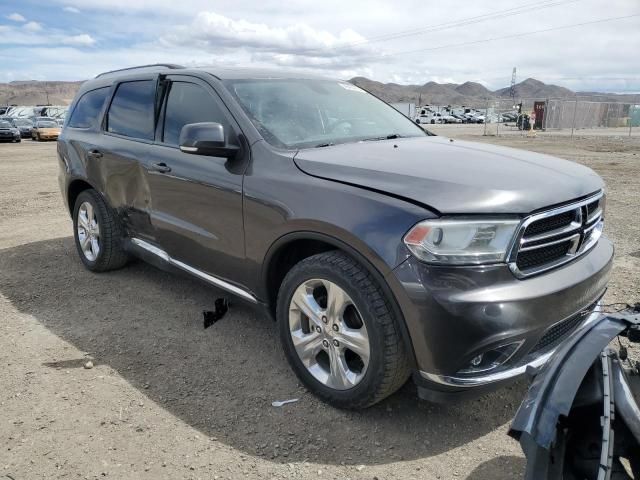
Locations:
57;64;613;408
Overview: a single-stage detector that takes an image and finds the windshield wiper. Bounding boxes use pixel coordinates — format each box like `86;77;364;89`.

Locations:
314;142;335;148
363;133;404;142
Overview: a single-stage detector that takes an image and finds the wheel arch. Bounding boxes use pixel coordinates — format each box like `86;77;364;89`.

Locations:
262;231;418;369
66;178;97;215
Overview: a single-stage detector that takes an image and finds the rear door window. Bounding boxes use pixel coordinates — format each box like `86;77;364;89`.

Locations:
68;87;110;129
107;80;155;140
162;81;229;146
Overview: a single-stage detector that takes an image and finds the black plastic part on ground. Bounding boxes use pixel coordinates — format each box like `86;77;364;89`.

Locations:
509;310;640;479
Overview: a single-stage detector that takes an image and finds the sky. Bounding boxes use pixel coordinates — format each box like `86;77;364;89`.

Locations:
1;0;639;92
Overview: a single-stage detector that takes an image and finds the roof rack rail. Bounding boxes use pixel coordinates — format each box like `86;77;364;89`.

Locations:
95;63;185;78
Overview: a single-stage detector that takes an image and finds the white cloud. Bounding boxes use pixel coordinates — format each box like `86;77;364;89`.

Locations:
2;0;640;93
161;12;371;58
63;6;81;13
23;21;43;32
6;13;26;22
0;24;96;49
61;34;96;46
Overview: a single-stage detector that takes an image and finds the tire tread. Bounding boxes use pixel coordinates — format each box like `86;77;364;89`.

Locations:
277;251;410;408
74;189;129;272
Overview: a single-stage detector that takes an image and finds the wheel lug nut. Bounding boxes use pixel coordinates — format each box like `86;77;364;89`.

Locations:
322;316;328;324
333;339;339;347
332;324;338;332
322;340;329;348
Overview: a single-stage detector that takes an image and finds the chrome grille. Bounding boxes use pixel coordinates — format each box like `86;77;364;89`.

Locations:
509;192;604;278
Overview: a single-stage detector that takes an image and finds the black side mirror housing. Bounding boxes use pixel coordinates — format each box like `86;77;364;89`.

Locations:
179;122;239;158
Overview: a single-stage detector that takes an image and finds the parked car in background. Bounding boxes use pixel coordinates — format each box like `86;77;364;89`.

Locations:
441;113;462;124
415;114;434;124
10;117;34;138
0;120;21;142
465;112;485;123
32;119;61;141
451;113;469;123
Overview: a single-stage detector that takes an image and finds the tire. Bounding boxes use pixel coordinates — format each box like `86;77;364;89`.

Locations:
73;189;129;272
277;251;410;409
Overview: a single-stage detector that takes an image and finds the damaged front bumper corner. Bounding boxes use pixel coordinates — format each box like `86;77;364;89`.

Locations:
509;310;640;479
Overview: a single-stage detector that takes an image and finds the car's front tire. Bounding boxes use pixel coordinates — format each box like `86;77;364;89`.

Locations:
73;189;129;272
277;251;410;408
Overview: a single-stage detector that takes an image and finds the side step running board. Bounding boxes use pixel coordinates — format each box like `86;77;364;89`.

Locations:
130;238;258;304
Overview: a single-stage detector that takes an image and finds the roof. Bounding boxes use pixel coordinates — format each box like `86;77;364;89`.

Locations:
200;66;331;81
94;63;331;81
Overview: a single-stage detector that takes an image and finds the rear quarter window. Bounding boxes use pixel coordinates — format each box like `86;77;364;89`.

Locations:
106;80;155;140
68;87;110;129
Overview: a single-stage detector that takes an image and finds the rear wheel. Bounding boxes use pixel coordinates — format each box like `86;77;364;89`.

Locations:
73;189;129;272
277;251;410;408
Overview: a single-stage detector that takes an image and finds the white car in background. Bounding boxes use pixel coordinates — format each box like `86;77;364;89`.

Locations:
415;113;444;124
441;113;462;124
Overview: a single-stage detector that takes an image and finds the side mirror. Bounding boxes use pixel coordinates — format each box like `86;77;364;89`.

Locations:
179;122;239;158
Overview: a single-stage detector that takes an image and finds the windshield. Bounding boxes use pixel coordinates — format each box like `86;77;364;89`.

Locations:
13;118;32;126
224;79;426;149
37;121;58;128
0;121;12;128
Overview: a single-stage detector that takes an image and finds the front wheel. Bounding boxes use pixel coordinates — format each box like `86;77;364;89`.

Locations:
277;251;410;409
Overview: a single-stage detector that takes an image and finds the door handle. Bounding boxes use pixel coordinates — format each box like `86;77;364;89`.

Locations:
151;162;172;173
87;149;103;159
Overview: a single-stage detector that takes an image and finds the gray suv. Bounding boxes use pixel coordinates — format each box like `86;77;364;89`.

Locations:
57;64;612;408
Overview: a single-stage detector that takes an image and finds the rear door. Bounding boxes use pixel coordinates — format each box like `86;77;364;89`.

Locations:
99;78;158;241
144;75;247;285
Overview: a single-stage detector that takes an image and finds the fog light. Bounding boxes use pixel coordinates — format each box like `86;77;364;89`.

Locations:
458;341;524;375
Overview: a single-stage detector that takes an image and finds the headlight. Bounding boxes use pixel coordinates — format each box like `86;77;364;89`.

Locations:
403;218;520;265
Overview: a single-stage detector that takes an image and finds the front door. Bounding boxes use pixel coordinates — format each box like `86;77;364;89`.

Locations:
144;76;248;286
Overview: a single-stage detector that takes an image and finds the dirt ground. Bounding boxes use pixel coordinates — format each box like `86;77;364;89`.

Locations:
1;134;639;480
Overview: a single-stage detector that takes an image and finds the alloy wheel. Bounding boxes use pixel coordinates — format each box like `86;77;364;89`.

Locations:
77;201;101;261
288;279;370;390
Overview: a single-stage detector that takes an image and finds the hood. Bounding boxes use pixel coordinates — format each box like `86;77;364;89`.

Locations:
293;136;603;214
38;128;61;134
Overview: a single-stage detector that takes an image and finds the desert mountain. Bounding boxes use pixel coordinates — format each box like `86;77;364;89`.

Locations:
349;76;639;106
1;77;637;108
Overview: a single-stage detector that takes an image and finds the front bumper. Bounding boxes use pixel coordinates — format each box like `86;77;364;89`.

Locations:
388;236;613;400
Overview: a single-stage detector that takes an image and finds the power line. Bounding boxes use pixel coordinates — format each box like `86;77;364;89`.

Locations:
343;0;583;47
361;13;640;61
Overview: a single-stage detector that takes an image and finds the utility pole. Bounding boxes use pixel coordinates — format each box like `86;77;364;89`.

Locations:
510;67;517;104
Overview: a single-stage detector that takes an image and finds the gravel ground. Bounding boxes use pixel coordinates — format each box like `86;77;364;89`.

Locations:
1;135;638;480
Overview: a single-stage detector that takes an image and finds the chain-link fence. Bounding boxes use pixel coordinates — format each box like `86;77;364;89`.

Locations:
479;97;639;137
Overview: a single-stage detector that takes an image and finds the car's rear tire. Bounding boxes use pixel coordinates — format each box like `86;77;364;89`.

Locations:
73;189;129;272
277;251;410;409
